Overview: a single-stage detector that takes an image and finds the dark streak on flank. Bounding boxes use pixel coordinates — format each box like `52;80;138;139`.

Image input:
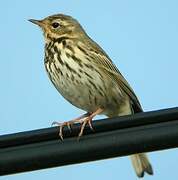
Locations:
88;94;92;105
66;73;69;78
64;61;83;79
88;79;98;90
66;52;70;58
65;53;83;68
98;86;105;94
72;55;84;68
89;89;92;95
46;41;53;50
53;61;63;76
86;83;92;90
78;63;83;68
98;91;104;97
45;64;52;79
71;55;82;63
112;97;118;105
54;45;60;55
84;63;94;70
65;62;77;74
77;73;81;78
44;57;48;63
77;45;89;56
95;69;103;78
47;49;54;59
86;57;91;62
47;62;53;73
57;54;64;65
84;72;93;79
62;40;66;47
66;45;75;53
71;74;75;81
94;96;97;105
76;79;80;84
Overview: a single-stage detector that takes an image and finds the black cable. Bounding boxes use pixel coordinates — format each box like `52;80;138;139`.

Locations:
0;107;178;175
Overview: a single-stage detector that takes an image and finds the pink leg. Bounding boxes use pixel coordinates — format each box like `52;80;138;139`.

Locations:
52;112;91;140
52;108;103;140
78;108;103;139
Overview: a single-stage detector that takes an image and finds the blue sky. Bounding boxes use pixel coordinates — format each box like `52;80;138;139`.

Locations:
1;0;178;179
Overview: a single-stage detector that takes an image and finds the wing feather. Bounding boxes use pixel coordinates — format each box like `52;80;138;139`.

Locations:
79;40;142;112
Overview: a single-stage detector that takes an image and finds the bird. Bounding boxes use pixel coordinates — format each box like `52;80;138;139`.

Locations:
29;13;153;178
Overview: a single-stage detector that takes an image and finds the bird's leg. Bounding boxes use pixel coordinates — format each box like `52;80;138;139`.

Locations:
78;108;104;139
52;108;103;140
52;112;91;140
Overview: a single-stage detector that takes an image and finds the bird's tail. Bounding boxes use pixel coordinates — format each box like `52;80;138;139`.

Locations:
130;153;153;178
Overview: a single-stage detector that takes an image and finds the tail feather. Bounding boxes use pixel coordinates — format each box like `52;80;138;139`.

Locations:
130;153;153;178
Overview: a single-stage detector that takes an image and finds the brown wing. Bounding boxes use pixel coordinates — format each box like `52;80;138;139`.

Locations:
79;40;143;113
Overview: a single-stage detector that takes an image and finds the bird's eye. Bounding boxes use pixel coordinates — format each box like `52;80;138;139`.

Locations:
52;22;60;28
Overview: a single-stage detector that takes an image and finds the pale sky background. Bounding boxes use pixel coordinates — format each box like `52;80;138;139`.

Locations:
1;0;178;180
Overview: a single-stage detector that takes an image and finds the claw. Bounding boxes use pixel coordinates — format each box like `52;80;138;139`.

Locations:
52;108;103;140
78;119;87;138
67;122;72;132
51;121;60;126
52;121;72;140
77;117;93;140
59;125;64;141
88;119;94;131
59;122;73;140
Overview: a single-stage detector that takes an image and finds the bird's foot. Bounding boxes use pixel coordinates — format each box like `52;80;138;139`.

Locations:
52;108;103;140
52;112;91;140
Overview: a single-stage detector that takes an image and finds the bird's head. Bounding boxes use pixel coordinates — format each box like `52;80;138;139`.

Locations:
29;14;85;42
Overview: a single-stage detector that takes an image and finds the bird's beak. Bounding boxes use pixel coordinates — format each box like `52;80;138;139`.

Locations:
28;19;44;27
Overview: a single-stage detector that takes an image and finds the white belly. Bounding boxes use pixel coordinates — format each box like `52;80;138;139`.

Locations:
45;43;123;114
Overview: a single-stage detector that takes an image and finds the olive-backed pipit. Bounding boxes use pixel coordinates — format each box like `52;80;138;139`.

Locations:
29;14;153;177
